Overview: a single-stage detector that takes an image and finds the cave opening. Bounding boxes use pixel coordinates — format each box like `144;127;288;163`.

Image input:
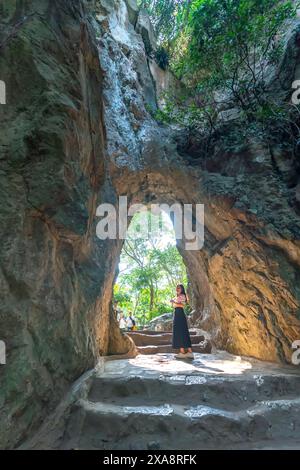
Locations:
100;185;220;360
113;208;192;332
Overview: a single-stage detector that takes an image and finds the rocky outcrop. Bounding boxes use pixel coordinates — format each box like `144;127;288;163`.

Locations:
136;8;157;54
1;0;300;450
147;312;174;331
149;59;184;108
0;0;111;449
146;311;194;332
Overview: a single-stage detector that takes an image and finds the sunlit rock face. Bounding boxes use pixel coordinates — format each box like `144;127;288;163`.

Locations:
0;0;136;449
149;59;184;109
0;0;300;450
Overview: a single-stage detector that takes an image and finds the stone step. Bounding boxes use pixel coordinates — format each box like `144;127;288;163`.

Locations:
62;395;300;450
137;341;212;355
129;330;198;336
127;332;205;346
88;373;300;411
26;352;300;450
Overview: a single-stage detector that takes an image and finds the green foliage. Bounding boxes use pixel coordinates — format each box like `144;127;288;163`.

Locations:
183;1;295;104
142;0;299;155
139;1;297;90
138;0;189;43
114;211;188;327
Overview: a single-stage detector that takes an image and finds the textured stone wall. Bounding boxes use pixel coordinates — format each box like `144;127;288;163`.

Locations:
0;0;129;449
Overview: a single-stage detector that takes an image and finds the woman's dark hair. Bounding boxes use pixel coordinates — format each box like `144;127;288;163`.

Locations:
177;284;188;303
177;284;186;295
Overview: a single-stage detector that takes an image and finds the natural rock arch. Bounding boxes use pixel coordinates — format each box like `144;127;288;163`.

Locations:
98;170;217;358
103;163;300;365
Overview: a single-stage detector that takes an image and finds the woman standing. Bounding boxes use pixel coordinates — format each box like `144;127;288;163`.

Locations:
171;284;194;359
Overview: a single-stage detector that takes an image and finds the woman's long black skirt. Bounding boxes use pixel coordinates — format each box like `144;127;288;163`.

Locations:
172;307;192;349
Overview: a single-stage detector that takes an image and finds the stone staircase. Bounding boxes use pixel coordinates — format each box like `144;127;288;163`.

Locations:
127;330;212;354
25;352;300;450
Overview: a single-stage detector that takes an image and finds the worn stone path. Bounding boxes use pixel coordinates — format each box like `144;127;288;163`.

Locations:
22;351;300;450
127;329;212;354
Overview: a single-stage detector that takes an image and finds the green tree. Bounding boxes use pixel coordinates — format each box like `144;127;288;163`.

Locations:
144;0;299;156
114;211;188;327
138;0;188;44
181;0;296;117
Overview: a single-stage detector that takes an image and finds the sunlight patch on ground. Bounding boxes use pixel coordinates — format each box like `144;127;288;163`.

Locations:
126;353;253;376
101;352;300;382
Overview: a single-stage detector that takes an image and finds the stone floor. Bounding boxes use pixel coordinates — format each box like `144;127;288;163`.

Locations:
102;351;300;378
22;351;300;450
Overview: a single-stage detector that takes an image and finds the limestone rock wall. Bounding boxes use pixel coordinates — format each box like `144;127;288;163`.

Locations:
0;0;121;449
149;59;184;108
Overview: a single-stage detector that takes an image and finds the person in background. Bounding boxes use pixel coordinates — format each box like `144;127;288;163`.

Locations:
127;312;136;331
119;314;126;330
131;314;137;331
